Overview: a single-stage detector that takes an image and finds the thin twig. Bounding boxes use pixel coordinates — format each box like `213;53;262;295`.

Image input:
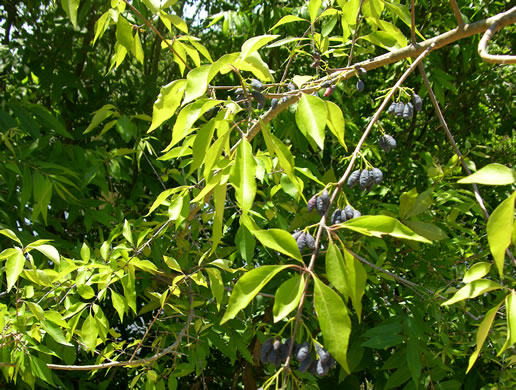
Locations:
418;64;516;268
347;0;364;67
122;0;190;70
283;44;436;375
47;291;195;371
450;0;465;27
410;0;416;44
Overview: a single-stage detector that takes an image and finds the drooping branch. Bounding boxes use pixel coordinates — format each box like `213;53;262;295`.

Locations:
418;63;516;268
46;292;195;371
478;21;516;64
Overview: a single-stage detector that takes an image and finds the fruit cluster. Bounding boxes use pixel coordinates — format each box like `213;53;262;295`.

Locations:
378;134;397;152
307;190;330;216
295;342;336;376
331;205;361;224
347;168;383;191
292;231;316;252
234;79;267;109
260;339;336;377
387;93;422;120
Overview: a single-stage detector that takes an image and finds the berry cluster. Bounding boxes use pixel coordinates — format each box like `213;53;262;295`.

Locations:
387;93;422;120
347;168;383;191
292;231;316;252
378;134;397;152
234;79;267;109
331;205;361;224
260;339;336;377
307;190;330;216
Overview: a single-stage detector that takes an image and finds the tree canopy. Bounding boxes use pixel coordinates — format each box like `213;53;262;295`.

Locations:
0;0;515;389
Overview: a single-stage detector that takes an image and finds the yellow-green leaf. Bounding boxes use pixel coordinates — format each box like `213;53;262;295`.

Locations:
325;100;346;149
313;276;351;373
183;64;212;105
269;15;308;31
487;191;516;277
499;290;516;354
273;274;304;322
221;265;290;324
240;34;279;60
442;279;503;306
458;163;516;185
253;229;303;262
295;94;327;150
6;249;24;291
148;79;187;133
81;314;98;353
466;300;503;373
463;262;492;284
229;139;256;216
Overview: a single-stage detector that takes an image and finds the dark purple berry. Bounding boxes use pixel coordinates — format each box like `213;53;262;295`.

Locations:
371;167;383;184
356;79;365;92
395;102;405;117
270;98;279;109
250;79;264;92
403;102;413;119
316;190;330;216
359;169;371;190
305;233;316;249
412;93;423;112
347;169;361;188
251;91;266;110
307;195;317;212
344;205;354;220
387;102;396;115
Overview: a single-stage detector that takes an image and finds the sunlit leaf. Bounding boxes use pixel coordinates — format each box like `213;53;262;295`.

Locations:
273;274;304;322
458;163;516;185
220;265;290;324
442;279;503;306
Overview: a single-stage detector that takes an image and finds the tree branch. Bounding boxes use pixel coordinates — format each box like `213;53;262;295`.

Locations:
450;0;465;27
478;20;516;64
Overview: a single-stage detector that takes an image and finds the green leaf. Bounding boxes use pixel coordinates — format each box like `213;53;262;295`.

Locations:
168;99;221;150
80;242;90;262
458;163;516;185
6;249;24;291
325;242;350;300
42;319;73;346
240;34;279;60
269;15;307;31
111;289;127;323
466;300;503;373
84;104;117;134
325;101;346;148
81;314;98;353
499;290;516;354
308;0;322;23
32;244;60;264
0;228;22;245
487;191;516;277
273;274;304;322
122;270;137;313
77;284;95;300
146;187;186;216
341;215;432;243
212;181;227;251
160;11;188;34
385;365;411;390
405;221;448;241
32;171;53;224
253;229;303;262
60;0;79;29
30;354;55;386
116;16;134;52
343;249;367;319
122;219;133;245
229;139;257;216
164;256;182;272
235;224;255;262
220;265;290;324
295;94;327;150
183;64;212;104
190;119;217;174
442;279;503;306
236;52;275;81
148;79;187;133
313;276;351;373
205;267;224;311
406;338;421;384
463;262;492;284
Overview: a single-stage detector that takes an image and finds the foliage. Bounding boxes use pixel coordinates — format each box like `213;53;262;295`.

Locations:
0;0;515;389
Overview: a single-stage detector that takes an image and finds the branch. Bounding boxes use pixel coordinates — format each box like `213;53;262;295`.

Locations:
282;43;436;375
450;0;465;27
47;293;195;371
347;0;365;67
478;21;516;64
418;64;516;268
